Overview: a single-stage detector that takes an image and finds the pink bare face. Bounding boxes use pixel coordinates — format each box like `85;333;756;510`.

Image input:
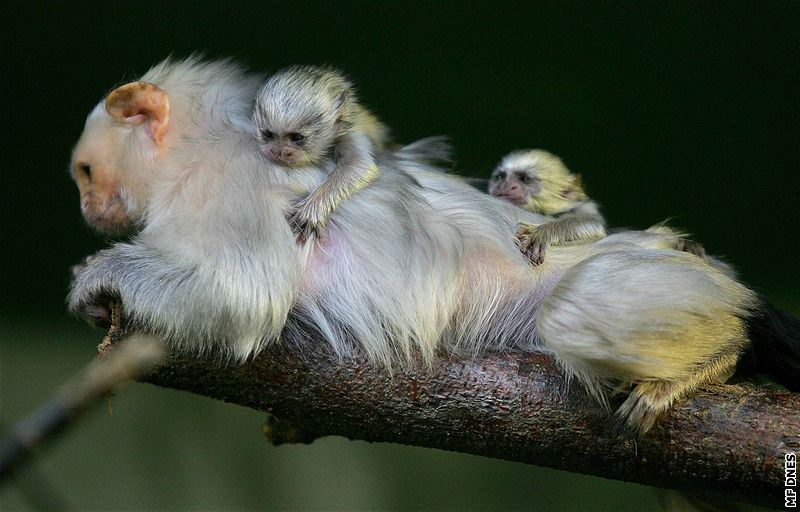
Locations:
72;158;134;235
71;116;139;235
488;166;540;207
260;130;308;167
70;80;171;235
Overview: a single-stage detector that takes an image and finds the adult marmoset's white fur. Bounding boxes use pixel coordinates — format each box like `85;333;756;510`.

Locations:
69;56;761;432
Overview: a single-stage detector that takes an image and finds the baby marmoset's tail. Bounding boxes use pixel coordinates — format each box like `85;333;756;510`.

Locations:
536;247;759;434
393;136;454;166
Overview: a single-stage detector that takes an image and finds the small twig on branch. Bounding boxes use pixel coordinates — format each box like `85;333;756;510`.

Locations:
0;319;166;482
95;305;799;509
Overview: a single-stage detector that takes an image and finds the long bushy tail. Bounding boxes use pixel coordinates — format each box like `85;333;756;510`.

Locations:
744;302;800;391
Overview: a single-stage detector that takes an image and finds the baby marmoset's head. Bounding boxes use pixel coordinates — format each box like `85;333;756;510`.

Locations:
254;65;355;168
489;149;587;215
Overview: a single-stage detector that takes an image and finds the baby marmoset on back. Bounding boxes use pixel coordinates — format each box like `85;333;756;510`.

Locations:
254;65;389;240
489;149;606;264
489;149;706;264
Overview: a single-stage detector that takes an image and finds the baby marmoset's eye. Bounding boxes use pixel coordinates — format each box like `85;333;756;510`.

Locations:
261;130;275;140
516;171;535;184
493;171;506;181
289;133;305;144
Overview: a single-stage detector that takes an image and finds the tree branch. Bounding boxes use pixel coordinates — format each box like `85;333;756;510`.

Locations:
106;314;798;509
0;322;165;481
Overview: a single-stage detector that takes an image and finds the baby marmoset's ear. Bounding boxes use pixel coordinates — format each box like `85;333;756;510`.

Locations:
105;81;170;147
563;173;588;201
333;87;357;127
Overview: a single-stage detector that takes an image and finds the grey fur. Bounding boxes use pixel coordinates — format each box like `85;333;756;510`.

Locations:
253;66;388;239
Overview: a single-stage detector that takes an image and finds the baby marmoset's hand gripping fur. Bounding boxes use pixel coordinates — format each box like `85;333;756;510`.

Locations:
68;57;798;435
253;66;388;240
489;149;607;265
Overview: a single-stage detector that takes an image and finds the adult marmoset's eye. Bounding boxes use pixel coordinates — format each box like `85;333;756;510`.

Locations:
78;163;92;180
494;171;506;181
261;130;275;140
289;133;305;143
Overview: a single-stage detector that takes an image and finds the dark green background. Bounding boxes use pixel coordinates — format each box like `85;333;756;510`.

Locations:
1;1;797;510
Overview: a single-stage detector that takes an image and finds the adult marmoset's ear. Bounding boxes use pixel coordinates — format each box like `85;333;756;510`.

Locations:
105;81;170;147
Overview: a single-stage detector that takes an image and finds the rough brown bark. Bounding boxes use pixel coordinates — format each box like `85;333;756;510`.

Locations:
106;318;799;510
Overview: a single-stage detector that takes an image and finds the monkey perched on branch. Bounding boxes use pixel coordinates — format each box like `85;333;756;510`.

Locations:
254;66;388;241
68;56;799;433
